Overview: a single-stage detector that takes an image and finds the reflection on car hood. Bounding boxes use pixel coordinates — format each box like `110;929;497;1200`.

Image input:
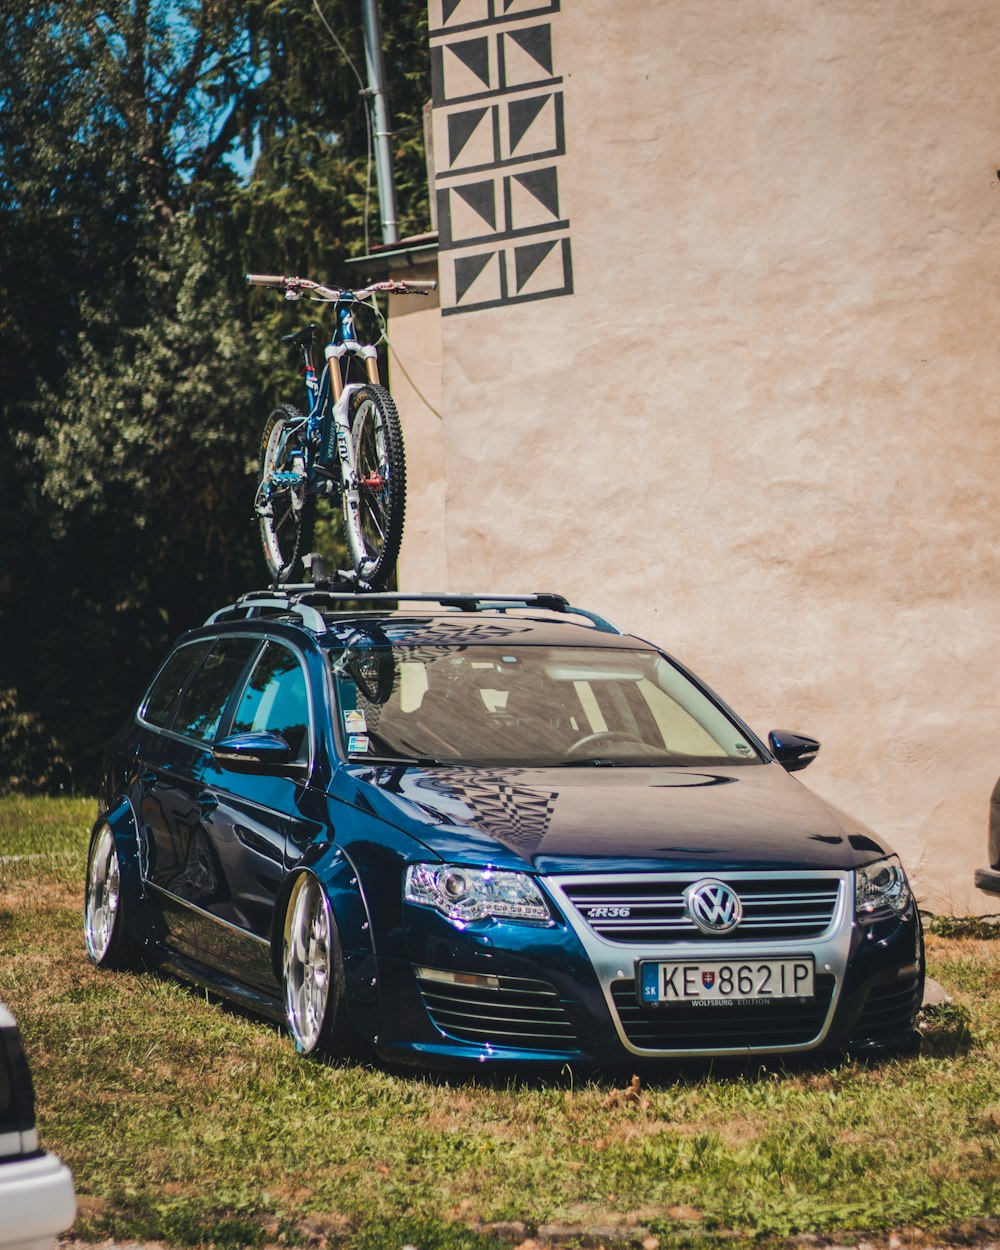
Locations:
345;762;891;873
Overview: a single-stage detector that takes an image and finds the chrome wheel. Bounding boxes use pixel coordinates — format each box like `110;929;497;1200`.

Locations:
283;875;333;1054
84;825;121;963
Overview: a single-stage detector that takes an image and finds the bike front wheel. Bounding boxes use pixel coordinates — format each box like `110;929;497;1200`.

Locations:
344;384;406;589
257;404;313;584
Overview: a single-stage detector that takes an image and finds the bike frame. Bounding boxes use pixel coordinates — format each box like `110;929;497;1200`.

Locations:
292;296;383;509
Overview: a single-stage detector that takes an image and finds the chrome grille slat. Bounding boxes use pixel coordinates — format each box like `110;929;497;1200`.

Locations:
416;971;579;1051
428;1018;576;1039
561;874;843;944
421;991;568;1017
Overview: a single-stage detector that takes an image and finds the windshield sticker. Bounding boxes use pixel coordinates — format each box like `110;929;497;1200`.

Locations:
344;709;368;734
348;734;370;754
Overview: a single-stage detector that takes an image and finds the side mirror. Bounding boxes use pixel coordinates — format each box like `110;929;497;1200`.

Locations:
768;730;820;772
213;731;296;770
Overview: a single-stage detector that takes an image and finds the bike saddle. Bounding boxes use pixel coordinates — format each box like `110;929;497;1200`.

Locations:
281;322;320;347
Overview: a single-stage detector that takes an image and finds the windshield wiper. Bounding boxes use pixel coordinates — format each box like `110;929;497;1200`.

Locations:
560;757;625;767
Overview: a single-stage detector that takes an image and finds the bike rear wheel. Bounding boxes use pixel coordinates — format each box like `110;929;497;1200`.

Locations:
344;384;406;589
258;404;314;584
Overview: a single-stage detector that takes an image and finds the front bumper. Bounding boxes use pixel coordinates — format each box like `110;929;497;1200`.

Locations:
0;1151;76;1250
372;869;923;1067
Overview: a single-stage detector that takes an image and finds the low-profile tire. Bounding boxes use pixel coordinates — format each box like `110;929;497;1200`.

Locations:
282;874;355;1058
344;384;405;589
258;404;314;584
84;823;141;970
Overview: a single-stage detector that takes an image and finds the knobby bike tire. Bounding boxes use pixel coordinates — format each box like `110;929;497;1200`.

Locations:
258;404;314;584
344;384;406;590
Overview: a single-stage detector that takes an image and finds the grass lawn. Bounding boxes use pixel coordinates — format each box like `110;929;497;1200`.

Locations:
1;794;997;1250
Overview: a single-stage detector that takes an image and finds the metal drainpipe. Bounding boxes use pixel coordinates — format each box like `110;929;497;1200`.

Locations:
360;0;400;246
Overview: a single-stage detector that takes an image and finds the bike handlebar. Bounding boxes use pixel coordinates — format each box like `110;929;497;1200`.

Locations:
245;273;436;299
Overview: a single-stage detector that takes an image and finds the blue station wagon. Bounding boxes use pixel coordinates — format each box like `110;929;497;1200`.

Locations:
84;590;924;1066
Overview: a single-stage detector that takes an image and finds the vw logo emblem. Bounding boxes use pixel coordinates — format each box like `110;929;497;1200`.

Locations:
684;879;743;934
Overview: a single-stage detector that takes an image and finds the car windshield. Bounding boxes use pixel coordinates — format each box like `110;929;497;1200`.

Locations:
330;644;761;767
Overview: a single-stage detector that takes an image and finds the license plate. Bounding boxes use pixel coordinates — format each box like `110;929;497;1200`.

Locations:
639;958;814;1004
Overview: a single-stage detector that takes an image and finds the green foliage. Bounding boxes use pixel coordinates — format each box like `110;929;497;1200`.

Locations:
0;0;430;789
0;689;70;793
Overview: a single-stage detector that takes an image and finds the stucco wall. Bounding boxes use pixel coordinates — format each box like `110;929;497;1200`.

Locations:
416;0;1000;914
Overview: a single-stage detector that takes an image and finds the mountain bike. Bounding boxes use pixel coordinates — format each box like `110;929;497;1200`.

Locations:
246;272;435;589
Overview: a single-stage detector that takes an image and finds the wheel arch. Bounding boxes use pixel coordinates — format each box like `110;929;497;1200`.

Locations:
88;799;152;953
270;846;378;1011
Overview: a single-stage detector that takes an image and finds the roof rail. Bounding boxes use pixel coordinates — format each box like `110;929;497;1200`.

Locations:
204;590;622;635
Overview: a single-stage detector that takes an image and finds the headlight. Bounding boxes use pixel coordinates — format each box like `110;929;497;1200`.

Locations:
855;855;911;919
404;863;550;924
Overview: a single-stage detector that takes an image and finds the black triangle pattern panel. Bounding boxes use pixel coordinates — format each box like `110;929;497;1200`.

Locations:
431;5;571;314
447;106;492;167
454;251;500;305
431;0;559;37
507;24;553;75
443;238;572;316
513;167;559;218
450;36;492;89
436;167;565;247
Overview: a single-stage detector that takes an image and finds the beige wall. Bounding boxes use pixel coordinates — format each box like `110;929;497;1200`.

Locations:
414;0;1000;914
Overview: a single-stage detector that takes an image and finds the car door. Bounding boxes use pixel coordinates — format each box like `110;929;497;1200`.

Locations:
194;638;323;991
139;635;262;963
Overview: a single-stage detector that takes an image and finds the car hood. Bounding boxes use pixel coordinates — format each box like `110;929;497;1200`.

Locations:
342;762;892;873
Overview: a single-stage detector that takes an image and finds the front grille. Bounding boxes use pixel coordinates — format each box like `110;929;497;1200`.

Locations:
610;974;837;1051
560;875;843;944
417;971;579;1051
849;973;922;1041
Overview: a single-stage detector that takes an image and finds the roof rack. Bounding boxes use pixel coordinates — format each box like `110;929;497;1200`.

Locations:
204;590;622;634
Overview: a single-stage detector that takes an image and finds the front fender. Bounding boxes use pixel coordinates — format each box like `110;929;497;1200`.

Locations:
270;845;377;1010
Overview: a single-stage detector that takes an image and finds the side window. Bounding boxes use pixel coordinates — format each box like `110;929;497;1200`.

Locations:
172;637;261;745
142;641;211;729
231;642;310;763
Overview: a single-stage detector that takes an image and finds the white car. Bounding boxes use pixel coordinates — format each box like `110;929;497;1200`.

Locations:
0;1004;75;1250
